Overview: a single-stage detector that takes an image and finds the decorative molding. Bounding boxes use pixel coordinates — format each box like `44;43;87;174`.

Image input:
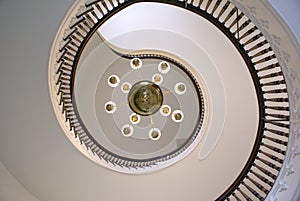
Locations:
231;1;300;200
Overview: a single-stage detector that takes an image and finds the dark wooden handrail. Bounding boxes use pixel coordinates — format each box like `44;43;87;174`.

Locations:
52;0;290;200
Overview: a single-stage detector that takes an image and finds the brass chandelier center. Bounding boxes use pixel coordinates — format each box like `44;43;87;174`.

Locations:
128;81;163;116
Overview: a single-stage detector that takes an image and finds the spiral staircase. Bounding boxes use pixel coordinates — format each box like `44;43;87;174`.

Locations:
0;0;299;201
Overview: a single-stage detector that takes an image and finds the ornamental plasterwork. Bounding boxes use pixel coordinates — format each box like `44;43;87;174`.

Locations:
231;0;300;200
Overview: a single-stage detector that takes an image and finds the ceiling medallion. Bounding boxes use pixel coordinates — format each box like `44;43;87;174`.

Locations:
49;0;290;200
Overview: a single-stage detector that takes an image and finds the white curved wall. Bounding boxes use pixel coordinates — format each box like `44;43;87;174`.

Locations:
0;161;39;201
0;0;299;200
0;1;74;200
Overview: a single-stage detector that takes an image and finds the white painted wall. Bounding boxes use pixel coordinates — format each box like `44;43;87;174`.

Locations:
0;0;299;200
0;161;40;201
